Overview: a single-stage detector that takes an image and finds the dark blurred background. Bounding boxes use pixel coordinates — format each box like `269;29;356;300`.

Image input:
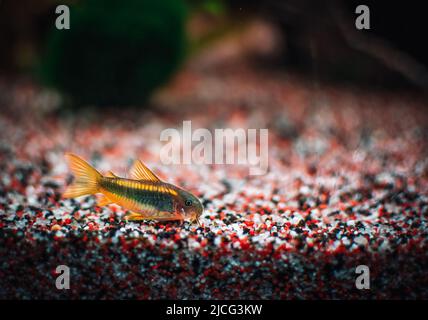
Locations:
0;0;427;107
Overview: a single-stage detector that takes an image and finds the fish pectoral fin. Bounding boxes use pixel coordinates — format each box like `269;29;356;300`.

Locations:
124;212;148;221
124;211;184;221
125;211;160;221
97;194;113;206
157;211;185;221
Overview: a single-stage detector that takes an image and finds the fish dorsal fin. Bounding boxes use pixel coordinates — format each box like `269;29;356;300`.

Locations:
129;160;161;182
105;171;118;178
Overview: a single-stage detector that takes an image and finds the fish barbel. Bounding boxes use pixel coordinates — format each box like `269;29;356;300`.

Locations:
63;153;203;223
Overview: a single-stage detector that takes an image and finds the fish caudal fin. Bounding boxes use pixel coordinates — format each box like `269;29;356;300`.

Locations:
63;153;102;198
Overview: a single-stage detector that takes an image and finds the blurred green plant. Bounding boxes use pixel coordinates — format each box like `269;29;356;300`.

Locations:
190;0;225;16
39;0;188;107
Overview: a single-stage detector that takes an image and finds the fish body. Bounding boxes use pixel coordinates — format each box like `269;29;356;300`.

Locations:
63;153;203;223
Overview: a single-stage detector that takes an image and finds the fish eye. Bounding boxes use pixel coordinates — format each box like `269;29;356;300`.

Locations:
185;200;192;206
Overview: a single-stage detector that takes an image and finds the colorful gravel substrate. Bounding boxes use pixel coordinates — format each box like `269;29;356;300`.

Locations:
1;42;428;299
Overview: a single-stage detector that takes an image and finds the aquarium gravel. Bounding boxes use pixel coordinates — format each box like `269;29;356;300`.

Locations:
1;47;428;299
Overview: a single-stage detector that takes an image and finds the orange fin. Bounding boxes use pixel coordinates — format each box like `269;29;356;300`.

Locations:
124;211;183;221
105;171;118;178
124;212;148;221
63;153;102;198
129;160;161;182
97;194;113;206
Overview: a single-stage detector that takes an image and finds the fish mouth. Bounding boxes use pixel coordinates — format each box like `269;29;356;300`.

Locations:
190;210;203;226
180;208;202;225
